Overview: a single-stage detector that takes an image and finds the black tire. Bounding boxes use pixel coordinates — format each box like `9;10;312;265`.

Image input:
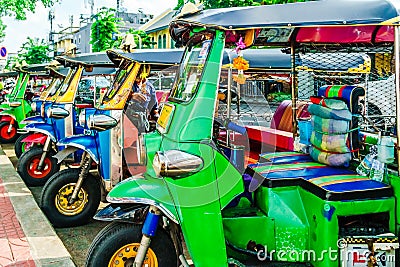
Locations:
40;168;101;228
14;132;36;158
0;121;19;143
17;146;60;186
86;222;177;267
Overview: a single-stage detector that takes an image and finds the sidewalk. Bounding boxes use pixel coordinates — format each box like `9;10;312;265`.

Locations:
0;146;75;267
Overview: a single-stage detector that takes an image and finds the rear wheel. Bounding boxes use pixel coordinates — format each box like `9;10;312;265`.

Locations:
40;168;101;228
14;133;37;158
0;121;18;143
86;222;177;267
17;146;59;186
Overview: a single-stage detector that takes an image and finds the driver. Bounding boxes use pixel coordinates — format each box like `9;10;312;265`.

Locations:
130;64;158;119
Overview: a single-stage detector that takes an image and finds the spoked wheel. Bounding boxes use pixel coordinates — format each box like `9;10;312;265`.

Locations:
85;222;177;267
40;168;101;228
17;146;59;186
0;121;18;143
14;133;37;158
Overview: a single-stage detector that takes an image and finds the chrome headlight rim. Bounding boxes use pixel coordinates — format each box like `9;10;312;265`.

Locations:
31;101;37;112
136;134;147;166
78;109;86;127
88;114;118;131
152;150;203;178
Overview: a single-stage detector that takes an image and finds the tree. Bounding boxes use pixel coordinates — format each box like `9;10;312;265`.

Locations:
90;7;121;52
0;0;59;42
17;37;51;64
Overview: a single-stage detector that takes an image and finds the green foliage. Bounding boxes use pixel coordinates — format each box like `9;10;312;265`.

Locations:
0;0;58;43
90;7;121;52
0;0;57;20
175;0;196;10
17;37;51;64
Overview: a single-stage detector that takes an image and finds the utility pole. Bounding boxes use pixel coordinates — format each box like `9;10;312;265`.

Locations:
48;10;55;57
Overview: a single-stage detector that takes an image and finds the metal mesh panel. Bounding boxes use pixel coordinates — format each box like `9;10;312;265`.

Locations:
295;45;396;136
217;68;291;127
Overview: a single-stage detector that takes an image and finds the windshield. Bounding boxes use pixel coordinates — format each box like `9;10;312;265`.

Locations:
40;77;62;100
103;60;133;102
57;67;80;97
169;39;212;102
48;68;77;97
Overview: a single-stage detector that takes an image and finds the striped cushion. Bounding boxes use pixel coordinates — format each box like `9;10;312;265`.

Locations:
246;160;393;201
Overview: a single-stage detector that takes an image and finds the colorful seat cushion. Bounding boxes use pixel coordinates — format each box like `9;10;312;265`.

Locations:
246;161;393;201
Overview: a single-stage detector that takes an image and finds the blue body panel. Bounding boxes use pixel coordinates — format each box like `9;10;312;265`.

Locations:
24;122;56;141
22;115;44;125
58;134;99;163
96;109;112;181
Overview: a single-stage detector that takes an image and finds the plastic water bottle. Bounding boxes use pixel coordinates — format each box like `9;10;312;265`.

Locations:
369;159;385;182
356;153;374;176
377;131;395;164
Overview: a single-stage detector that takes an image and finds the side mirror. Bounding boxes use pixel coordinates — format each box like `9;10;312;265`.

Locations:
88;114;118;131
47;107;70;119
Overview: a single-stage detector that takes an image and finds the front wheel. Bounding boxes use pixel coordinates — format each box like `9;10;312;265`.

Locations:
86;222;177;267
14;132;37;158
17;146;59;186
0;121;18;143
40;168;101;228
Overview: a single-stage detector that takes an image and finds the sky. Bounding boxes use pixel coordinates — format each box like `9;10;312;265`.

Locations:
2;0;177;53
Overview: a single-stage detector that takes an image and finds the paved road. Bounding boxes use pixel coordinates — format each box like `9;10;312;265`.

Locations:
3;143;108;267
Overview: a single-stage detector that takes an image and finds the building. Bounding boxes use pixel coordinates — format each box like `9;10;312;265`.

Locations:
53;10;153;55
140;9;177;49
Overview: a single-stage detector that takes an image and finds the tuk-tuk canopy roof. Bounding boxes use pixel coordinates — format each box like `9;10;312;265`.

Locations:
48;66;70;78
107;49;184;70
0;71;19;77
56;52;114;68
171;0;400;45
224;49;290;70
82;67;116;76
20;63;50;76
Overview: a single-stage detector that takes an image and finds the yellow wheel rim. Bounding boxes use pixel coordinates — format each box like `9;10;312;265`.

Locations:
108;243;158;267
55;183;88;216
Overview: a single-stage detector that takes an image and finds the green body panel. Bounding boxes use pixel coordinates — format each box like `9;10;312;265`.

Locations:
388;173;400;232
0;99;32;127
222;207;275;260
156;32;237;267
253;185;395;266
8;72;25;99
15;73;30;100
107;176;178;222
0;72;32;126
163;32;225;143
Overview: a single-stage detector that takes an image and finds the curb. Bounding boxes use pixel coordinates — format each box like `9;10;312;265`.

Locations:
0;146;76;267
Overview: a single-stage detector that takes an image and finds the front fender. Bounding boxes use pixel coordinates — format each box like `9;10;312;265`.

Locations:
0;109;16;120
107;177;178;224
93;203;148;223
57;134;99;163
21;132;48;145
24;122;56;142
21;115;44;125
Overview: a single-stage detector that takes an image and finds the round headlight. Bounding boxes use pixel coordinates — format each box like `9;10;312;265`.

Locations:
31;102;37;112
79;109;86;127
